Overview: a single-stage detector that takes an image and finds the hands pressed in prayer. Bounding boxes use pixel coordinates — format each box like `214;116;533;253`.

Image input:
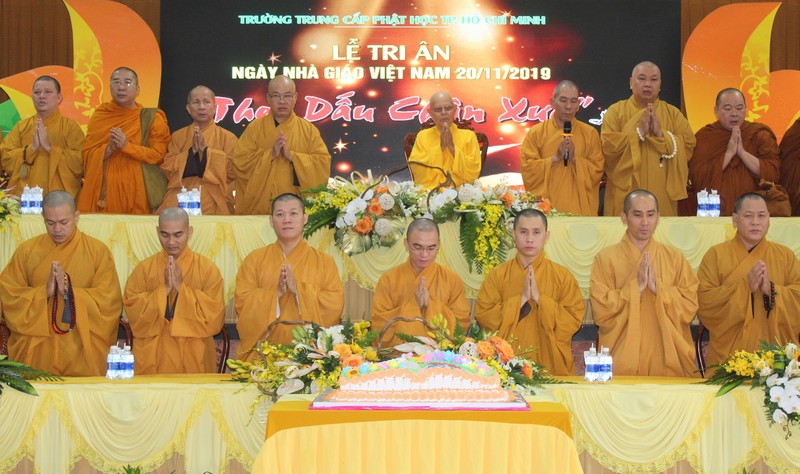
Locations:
439;123;455;155
272;132;292;162
278;263;297;298
191;126;206;155
47;261;66;298
165;256;183;293
31;119;51;154
638;252;657;294
521;266;540;306
415;276;430;310
748;259;771;294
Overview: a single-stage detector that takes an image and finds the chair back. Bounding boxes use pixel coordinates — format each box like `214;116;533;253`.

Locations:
695;323;708;378
0;317;9;356
216;325;231;374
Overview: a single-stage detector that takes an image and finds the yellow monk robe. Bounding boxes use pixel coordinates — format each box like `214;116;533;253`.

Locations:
520;118;605;215
372;260;470;349
779;118;800;215
590;235;699;377
475;254;584;375
697;238;800;366
408;125;481;190
0;229;122;376
157;122;237;215
691;121;780;216
123;248;225;374
0;110;84;197
601;98;696;216
235;240;343;359
233;112;330;215
78;101;170;214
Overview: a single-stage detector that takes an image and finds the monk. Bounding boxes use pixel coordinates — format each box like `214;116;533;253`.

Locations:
697;193;800;366
590;189;699;377
0;191;122;375
233;76;330;215
235;193;343;359
157;86;237;215
407;91;482;190
520;80;604;215
372;218;470;348
78;67;171;214
0;75;84;197
779;118;800;215
123;208;224;373
690;88;780;216
601;61;695;216
475;209;584;375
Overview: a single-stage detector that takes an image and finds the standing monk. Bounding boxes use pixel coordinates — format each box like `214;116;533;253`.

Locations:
476;209;584;375
235;193;343;359
520;80;604;215
697;193;800;366
233;76;330;215
124;208;225;374
0;75;84;198
601;61;695;216
779;118;800;215
0;191;122;375
372;218;470;348
157;86;237;215
78;67;171;214
407;91;482;190
590;190;699;377
690;88;780;216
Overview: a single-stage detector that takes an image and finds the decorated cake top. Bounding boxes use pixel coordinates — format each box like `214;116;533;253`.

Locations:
341;350;496;379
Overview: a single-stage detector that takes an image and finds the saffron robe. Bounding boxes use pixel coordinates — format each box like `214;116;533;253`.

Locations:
475;254;584;375
123;248;225;374
0;110;84;197
520;118;605;215
691;121;780;216
779;118;800;215
590;235;699;377
408;124;481;190
697;238;800;366
601;98;696;216
235;240;343;359
0;229;122;376
233;112;330;215
78;101;170;214
372;260;470;349
157;122;237;215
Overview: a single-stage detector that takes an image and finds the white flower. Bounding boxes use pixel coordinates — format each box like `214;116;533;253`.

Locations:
457;184;481;204
378;193;395;210
343;212;358;226
770;385;787;404
322;325;345;346
388;181;401;195
362;189;374;201
374;218;393;237
277;378;305;396
785;343;798;361
772;408;788;425
394;342;434;355
767;373;781;387
459;342;478;358
778;394;800;415
786;359;800;378
344;198;367;214
756;360;773;377
335;217;346;228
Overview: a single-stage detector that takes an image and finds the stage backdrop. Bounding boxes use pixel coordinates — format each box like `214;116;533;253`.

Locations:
160;0;682;178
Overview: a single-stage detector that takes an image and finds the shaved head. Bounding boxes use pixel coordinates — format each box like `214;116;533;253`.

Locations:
406;218;440;238
158;207;190;227
513;208;548;230
733;192;766;214
112;66;139;84
268;75;296;94
429;91;453;104
34;75;61;93
552;80;578;99
187;85;215;103
43;190;76;213
272;193;305;215
632;61;660;77
623;189;659;214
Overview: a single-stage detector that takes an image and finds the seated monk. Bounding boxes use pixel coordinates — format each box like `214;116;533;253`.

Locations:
372;218;470;349
157;86;237;215
123;207;225;373
0;191;122;375
697;193;800;366
408;91;481;190
475;208;584;375
590;189;699;377
779;118;800;215
235;193;343;359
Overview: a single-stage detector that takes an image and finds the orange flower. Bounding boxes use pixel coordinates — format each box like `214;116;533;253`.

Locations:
501;191;514;208
354;215;373;234
375;186;389;194
343;354;365;368
368;198;385;216
536;198;552;216
488;336;515;363
521;362;533;379
477;341;496;359
334;344;352;360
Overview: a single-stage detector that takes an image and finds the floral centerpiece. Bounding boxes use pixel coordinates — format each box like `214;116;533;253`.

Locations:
393;314;564;395
704;341;800;437
227;320;379;402
0;186;20;230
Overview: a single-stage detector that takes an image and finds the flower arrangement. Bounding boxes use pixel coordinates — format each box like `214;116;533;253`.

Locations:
393;314;564;395
227;320;379;402
704;341;800;437
0;187;20;230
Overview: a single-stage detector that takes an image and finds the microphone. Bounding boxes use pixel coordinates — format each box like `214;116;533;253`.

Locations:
563;120;573;167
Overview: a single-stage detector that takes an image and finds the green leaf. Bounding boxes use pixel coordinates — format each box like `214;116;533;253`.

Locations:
395;333;418;343
716;379;745;397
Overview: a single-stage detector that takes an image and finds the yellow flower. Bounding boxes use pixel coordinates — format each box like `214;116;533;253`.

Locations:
364;347;379;361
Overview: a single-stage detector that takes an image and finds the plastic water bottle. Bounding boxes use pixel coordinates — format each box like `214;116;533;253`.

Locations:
121;345;134;379
190;188;201;216
178;187;189;212
584;344;599;382
710;190;720;217
598;347;613;383
106;346;120;380
20;186;31;214
32;186;43;214
696;189;708;217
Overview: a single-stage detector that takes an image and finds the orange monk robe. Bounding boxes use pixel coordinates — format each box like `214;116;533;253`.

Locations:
590;236;699;377
691;121;780;216
157;122;237;215
475;254;584;375
78;101;170;214
372;260;470;348
235;240;343;359
779;118;800;215
0;110;84;197
123;248;225;374
697;238;800;366
520;118;604;215
233;112;330;215
408;125;481;190
0;230;122;376
601;98;696;216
